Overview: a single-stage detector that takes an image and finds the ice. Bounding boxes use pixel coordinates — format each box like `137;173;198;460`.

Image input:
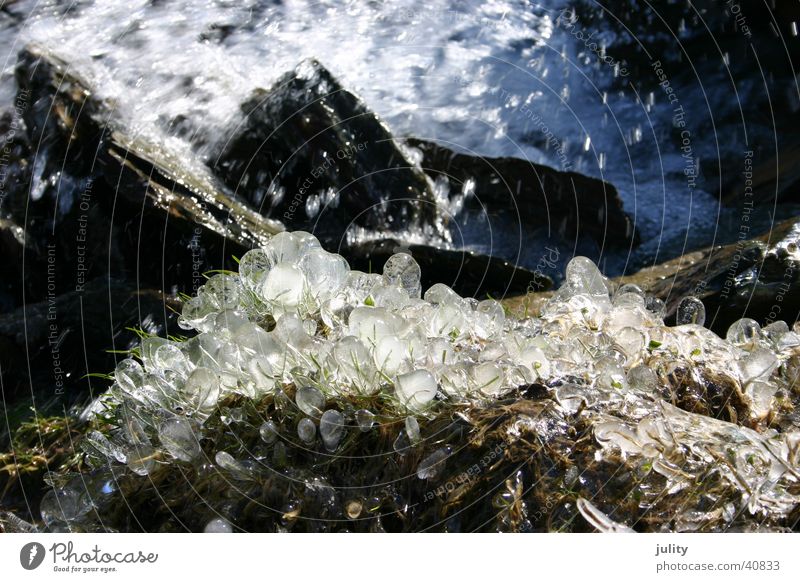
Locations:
203;274;241;311
471;362;505;395
127;444;157;476
203;518;233;533
297;418;316;444
424;283;459;305
84;431;127;464
215;451;253;480
68;232;800;531
726;318;762;346
395;370;437;410
676;296;706;326
181;367;221;414
319;409;345;451
158;418;201;462
564;256;609;299
356;409;375;432
299;248;349;304
474;299;505;338
296;386;326;417
238;248;274;294
348;306;403;346
738;348;778;383
405;416;421;444
417;448;449;480
745;381;778;420
260;264;307;308
259;421;279;444
382;252;422;299
332;336;378;393
39;489;88;525
263;231;302;265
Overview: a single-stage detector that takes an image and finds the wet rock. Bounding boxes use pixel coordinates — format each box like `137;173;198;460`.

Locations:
504;217;800;335
209;59;441;245
346;238;551;298
720;141;800;207
0;277;182;441
5;45;282;308
404;138;638;249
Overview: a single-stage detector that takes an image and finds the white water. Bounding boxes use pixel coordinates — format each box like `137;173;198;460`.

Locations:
0;0;782;274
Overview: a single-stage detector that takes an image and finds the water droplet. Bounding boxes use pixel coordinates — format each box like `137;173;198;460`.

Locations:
676;296;705;326
319;409;345;451
204;517;233;533
297;418;316;443
296;386;325;417
158;418;201;462
259;420;279;444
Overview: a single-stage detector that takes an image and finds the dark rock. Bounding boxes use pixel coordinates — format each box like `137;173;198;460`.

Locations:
720;142;800;207
0;277;183;440
4;45;282;308
209;59;442;246
345;238;551;298
504;217;800;335
614;217;800;332
404;137;639;249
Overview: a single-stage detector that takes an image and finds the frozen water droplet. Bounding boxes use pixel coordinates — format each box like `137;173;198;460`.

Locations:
645;296;666;318
215;451;253;480
158;418;201;462
182;367;220;413
202;274;241;310
395;370;437;410
382;252;422;299
264;231;301;264
471;362;505;395
297;418;316;443
745;380;778;419
393;429;411;455
475;299;505;338
519;346;550;380
84;430;127;463
405;416;421;444
424;283;458;305
615;327;646;359
374;335;407;375
319;409;345;451
348;306;402;346
738;348;778;383
204;517;233;533
676;296;705;326
127;444;157;476
332;336;378;393
296;386;325;417
259;421;279;444
299;248;348;302
417;448;449;480
565;256;608;298
238;248;274;295
726;318;761;345
356;409;375;432
627;364;659;393
261;264;306;308
39;488;88;525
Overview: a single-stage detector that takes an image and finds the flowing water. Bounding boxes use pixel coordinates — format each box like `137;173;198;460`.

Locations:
1;0;797;275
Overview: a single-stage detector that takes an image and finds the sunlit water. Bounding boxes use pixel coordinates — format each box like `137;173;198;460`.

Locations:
0;0;794;276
